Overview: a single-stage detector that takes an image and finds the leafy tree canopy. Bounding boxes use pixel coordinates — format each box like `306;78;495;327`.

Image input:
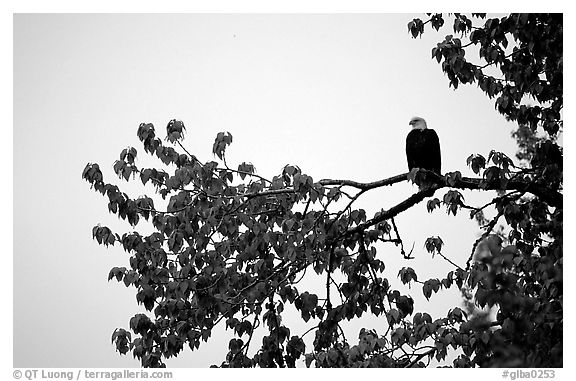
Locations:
84;13;562;368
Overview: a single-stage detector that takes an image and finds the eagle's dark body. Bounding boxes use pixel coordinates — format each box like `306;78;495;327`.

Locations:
405;123;441;174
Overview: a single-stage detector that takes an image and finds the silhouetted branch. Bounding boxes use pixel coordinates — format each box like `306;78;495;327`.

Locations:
344;185;442;237
405;348;436;368
466;209;504;270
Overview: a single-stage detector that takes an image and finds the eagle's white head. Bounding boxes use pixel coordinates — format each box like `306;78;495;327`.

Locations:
409;116;427;130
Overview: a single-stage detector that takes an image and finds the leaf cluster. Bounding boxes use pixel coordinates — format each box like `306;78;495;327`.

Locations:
411;13;562;135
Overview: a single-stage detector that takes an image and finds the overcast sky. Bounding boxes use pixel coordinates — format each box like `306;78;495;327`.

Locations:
12;12;563;369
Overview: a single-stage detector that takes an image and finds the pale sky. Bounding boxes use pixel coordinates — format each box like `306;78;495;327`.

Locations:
12;12;560;368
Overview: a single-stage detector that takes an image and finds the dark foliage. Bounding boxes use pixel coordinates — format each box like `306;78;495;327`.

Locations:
84;13;562;367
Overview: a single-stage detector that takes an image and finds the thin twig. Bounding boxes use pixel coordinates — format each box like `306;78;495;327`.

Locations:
390;218;410;258
435;251;465;272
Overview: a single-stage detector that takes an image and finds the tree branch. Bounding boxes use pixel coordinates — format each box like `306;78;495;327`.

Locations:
466;209;504;270
435;251;465;272
390;217;411;259
405;348;436;368
318;174;407;190
344;185;442;237
449;176;561;208
340;174;561;240
242;172;561;208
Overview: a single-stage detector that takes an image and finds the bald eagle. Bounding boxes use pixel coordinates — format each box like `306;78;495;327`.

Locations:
406;117;441;174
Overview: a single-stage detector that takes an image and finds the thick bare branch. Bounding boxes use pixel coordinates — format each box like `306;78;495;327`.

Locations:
344;185;441;237
243;172;561;208
318;174;408;190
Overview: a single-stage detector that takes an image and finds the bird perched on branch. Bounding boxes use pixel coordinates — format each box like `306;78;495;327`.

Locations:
406;116;441;175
